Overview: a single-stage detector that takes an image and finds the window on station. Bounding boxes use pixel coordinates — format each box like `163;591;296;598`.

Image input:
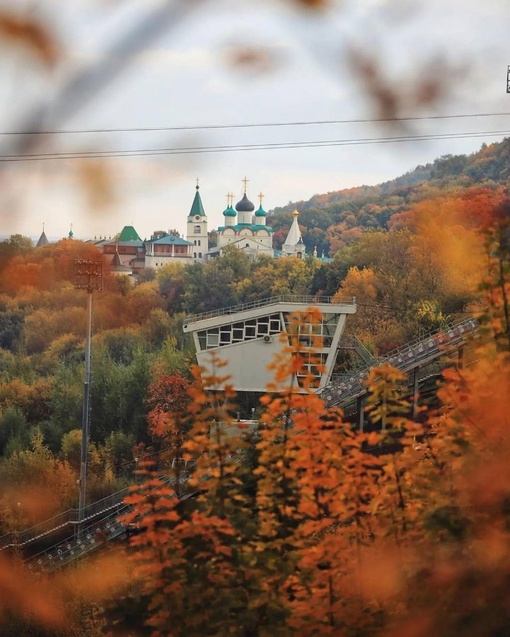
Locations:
197;314;282;349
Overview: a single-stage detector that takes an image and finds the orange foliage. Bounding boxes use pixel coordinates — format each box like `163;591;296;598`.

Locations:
0;555;65;630
121;270;510;636
3;197;510;636
0;239;102;294
145;372;192;440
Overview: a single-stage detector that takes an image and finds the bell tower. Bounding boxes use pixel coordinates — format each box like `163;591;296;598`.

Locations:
186;179;208;262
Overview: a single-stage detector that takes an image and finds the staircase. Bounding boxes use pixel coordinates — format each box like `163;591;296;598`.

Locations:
321;317;479;407
22;463;210;574
0;486;131;553
6;319;479;573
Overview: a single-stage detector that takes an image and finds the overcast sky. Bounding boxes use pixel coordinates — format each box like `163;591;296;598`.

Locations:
1;0;510;241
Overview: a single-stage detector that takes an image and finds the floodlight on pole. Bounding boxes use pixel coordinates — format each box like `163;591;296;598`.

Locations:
74;260;102;534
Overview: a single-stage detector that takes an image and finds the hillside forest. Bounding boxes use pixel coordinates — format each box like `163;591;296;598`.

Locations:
0;138;509;635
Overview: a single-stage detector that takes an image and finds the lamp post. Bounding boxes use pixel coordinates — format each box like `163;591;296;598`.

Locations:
74;260;102;533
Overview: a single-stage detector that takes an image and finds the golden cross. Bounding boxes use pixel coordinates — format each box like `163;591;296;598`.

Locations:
196;177;200;188
258;192;264;206
242;176;249;193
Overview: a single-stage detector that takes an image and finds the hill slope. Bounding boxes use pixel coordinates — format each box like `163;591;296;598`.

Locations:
267;137;510;255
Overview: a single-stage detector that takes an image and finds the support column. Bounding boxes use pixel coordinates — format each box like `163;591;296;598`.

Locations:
74;260;102;538
412;367;419;419
78;290;92;531
357;395;365;432
457;346;464;370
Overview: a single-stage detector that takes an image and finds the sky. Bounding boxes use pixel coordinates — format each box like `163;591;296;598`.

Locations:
1;0;510;242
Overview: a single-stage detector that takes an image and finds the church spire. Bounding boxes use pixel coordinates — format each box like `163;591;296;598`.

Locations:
186;179;208;262
282;209;305;257
255;190;267;223
36;223;49;248
189;179;206;217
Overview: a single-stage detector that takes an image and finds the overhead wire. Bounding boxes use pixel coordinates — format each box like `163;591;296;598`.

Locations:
1;128;509;163
1;110;510;137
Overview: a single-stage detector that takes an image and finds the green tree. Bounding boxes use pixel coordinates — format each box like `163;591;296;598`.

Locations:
0;406;29;456
141;308;174;350
0;234;33;274
0;309;24;349
0;431;76;530
156;262;185;312
182;260;238;315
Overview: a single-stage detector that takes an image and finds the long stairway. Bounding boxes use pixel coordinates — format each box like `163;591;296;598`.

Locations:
22;471;195;574
321;317;479;407
17;462;211;574
0;486;133;553
5;318;479;573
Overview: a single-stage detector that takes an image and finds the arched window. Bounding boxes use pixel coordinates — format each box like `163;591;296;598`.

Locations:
194;252;197;258
198;252;202;258
198;239;201;246
194;225;201;234
194;240;197;246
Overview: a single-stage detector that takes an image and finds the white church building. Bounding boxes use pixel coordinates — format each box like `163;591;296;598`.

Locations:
92;179;307;274
209;180;274;259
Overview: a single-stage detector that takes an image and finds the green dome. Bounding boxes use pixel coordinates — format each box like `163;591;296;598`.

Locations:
255;205;267;217
223;205;237;217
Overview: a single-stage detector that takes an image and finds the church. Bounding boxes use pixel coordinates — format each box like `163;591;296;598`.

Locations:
191;178;306;261
210;179;274;259
35;180;307;274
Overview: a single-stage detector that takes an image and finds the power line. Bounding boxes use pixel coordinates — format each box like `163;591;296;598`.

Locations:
1;111;510;137
0;128;508;163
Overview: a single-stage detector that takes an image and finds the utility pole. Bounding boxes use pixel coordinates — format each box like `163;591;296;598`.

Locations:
507;65;510;93
74;260;102;534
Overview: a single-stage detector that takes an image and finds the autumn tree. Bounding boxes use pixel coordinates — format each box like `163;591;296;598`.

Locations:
145;372;192;442
0;431;76;532
0;235;33;277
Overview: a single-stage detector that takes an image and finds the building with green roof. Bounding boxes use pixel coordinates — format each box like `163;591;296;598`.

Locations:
214;183;273;258
186;182;208;262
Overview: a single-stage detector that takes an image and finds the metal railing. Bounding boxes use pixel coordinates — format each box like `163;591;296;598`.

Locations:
8;318;478;569
183;294;356;326
23;474;178;573
322;317;479;407
23;462;229;574
0;483;133;552
338;334;380;368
